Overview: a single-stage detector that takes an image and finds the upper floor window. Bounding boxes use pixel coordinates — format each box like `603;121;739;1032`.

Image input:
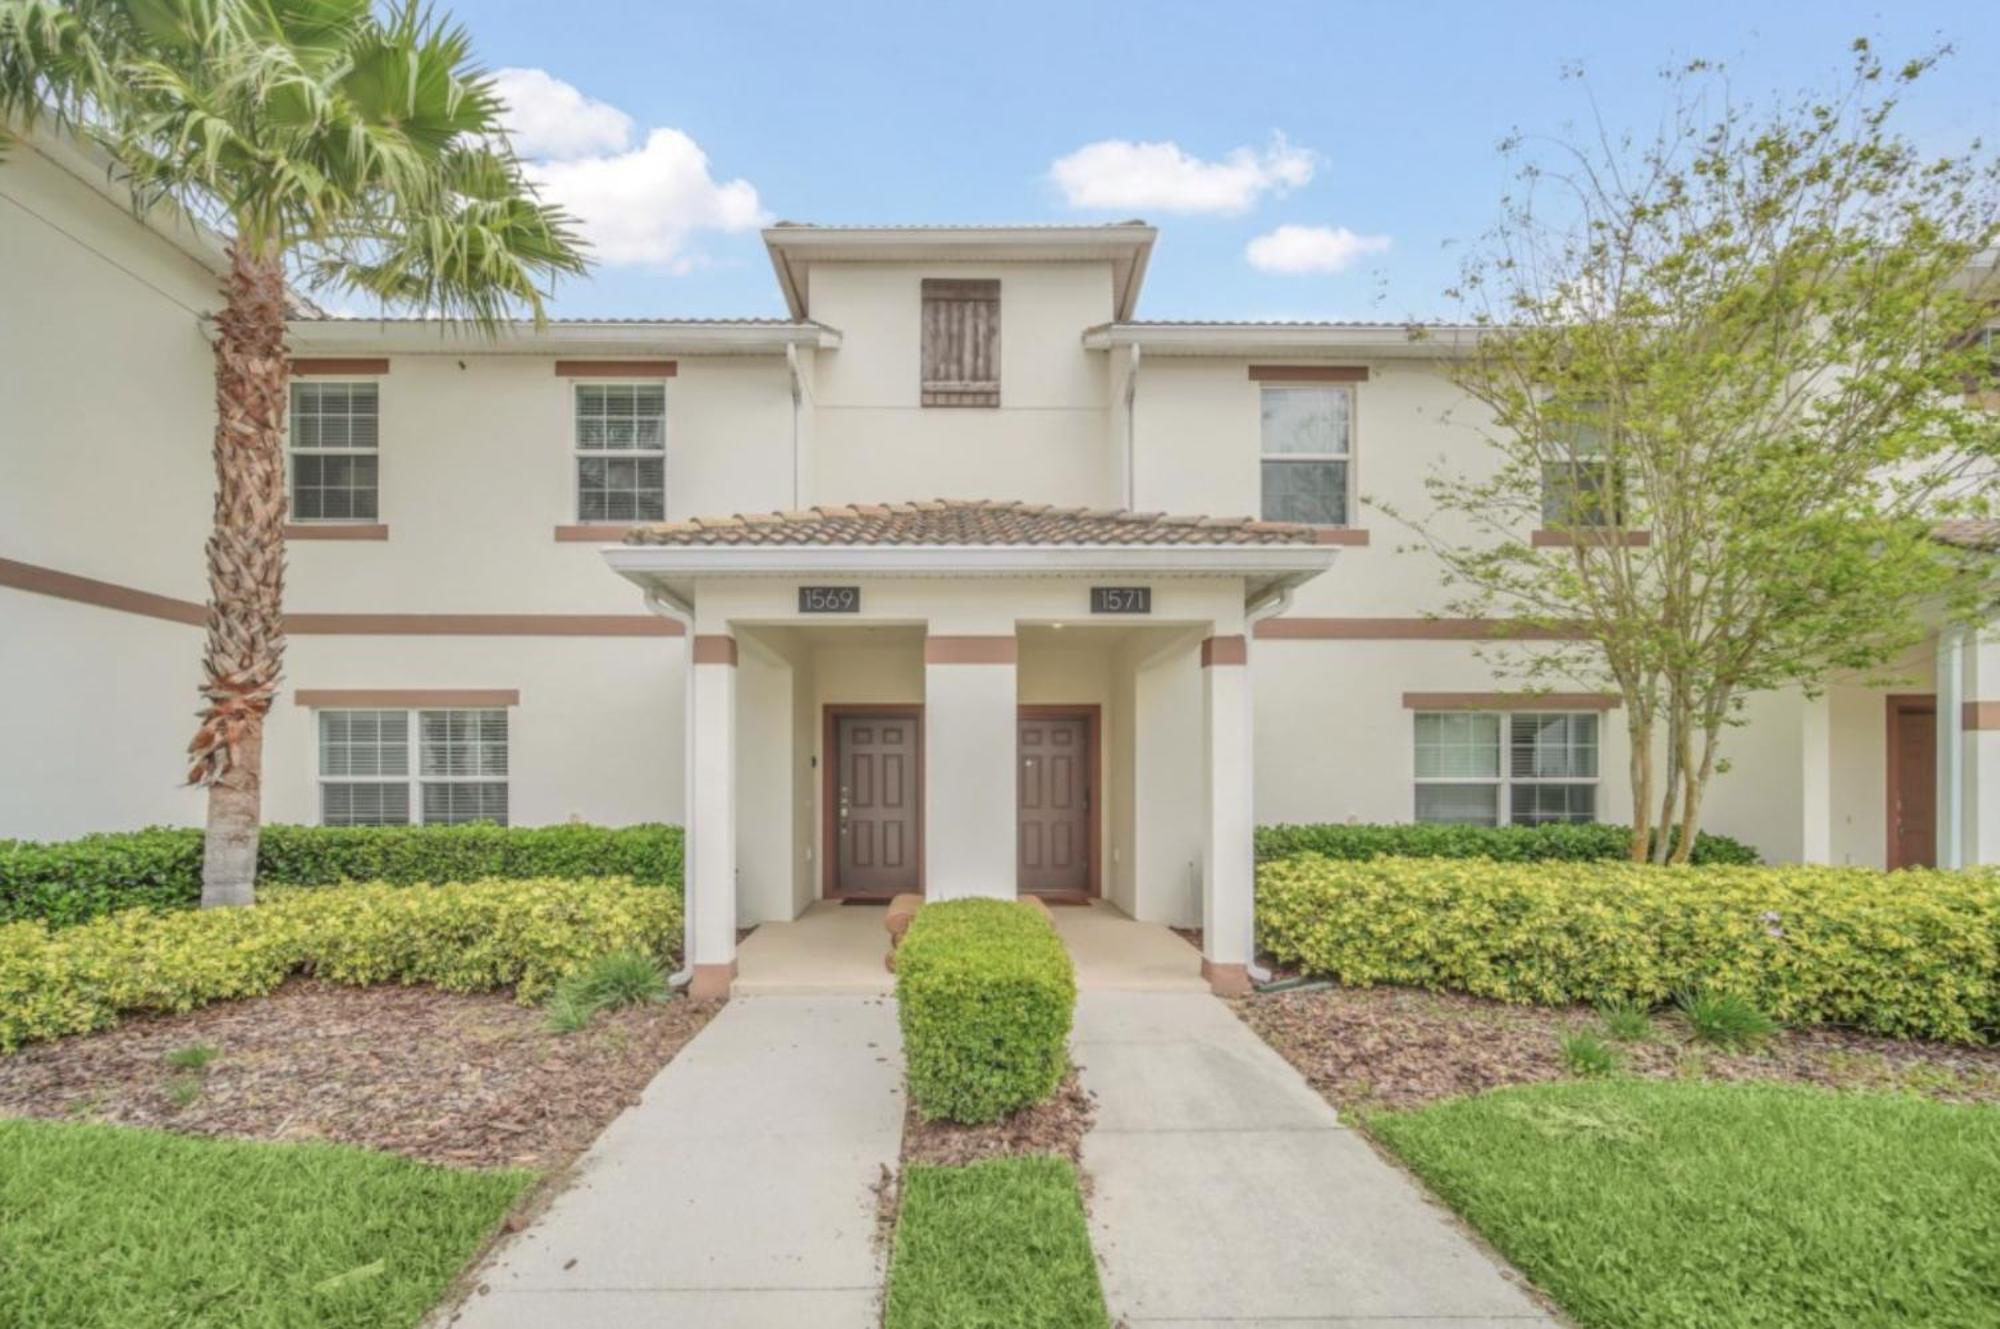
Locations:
318;707;509;827
1414;710;1599;827
1540;403;1621;527
290;381;379;522
575;383;666;523
1260;385;1351;525
921;278;1000;407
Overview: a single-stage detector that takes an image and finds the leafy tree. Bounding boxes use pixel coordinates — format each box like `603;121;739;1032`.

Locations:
1392;44;2000;861
0;0;586;903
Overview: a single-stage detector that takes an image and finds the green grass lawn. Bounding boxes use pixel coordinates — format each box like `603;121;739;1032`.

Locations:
1366;1080;2000;1329
885;1155;1108;1329
0;1118;532;1329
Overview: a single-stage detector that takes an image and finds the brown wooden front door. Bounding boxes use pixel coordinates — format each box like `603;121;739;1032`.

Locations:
832;710;921;897
1888;696;1937;870
1018;711;1095;896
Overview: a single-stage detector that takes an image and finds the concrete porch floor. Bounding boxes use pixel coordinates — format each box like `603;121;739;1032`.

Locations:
733;898;1206;995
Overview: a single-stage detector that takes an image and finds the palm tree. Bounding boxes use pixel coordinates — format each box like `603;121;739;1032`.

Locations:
1;0;586;905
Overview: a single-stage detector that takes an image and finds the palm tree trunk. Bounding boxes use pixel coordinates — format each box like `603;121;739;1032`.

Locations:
190;244;290;908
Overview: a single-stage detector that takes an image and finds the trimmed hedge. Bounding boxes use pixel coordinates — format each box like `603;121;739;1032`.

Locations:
1257;855;2000;1044
0;877;681;1051
0;823;684;927
896;899;1077;1124
1255;822;1759;866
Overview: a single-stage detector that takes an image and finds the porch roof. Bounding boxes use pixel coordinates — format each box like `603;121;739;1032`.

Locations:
603;500;1339;606
621;499;1320;548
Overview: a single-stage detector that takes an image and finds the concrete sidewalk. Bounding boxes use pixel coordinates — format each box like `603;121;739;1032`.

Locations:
1075;989;1555;1328
445;994;901;1329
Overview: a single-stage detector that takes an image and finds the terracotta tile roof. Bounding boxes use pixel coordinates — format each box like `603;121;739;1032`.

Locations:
1933;519;2000;550
622;499;1320;548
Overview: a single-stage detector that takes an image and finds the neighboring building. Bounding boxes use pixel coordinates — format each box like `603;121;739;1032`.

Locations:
3;133;1994;997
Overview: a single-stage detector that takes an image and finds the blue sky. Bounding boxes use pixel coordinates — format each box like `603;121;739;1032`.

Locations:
449;0;2000;323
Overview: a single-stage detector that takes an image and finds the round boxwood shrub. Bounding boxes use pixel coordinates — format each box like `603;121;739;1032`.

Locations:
896;898;1076;1124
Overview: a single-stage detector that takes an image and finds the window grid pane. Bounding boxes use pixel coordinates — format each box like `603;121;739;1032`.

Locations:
575;383;666;521
1414;710;1598;828
1260;387;1352;457
290;381;380;522
1261;459;1348;526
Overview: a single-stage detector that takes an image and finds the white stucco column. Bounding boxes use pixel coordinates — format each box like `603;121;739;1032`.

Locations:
687;633;738;998
1200;633;1254;996
924;633;1018;900
1937;626;1966;869
1961;627;2000;866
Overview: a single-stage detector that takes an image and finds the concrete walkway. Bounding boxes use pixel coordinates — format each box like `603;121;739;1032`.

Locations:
447;994;901;1329
1076;989;1555;1328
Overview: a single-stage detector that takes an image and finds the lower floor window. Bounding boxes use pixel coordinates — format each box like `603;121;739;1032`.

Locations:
318;708;509;826
1414;710;1598;826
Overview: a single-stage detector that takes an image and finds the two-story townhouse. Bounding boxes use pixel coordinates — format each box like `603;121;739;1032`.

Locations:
5;133;1996;998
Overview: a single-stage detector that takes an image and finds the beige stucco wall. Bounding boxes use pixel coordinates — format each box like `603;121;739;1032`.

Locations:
805;261;1119;506
3;145;1973;878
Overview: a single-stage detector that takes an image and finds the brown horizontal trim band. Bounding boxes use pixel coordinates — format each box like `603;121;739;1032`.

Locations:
1532;528;1653;548
286;613;680;637
1;557;683;637
1404;691;1621;711
1249;364;1369;383
554;524;643;542
295;688;518;708
291;358;388;376
692;634;738;666
284;523;389;541
1964;701;2000;730
554;359;677;378
1256;617;1586;641
1312;527;1370;546
0;555;206;626
1201;634;1248;667
925;635;1018;665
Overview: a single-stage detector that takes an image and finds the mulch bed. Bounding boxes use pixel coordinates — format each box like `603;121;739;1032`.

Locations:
1239;985;2000;1113
900;1072;1096;1170
0;980;714;1171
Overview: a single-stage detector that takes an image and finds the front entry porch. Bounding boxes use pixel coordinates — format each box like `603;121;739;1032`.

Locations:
733;898;1207;995
601;500;1340;1000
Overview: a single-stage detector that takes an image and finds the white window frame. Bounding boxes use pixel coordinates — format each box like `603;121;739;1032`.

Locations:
315;707;510;827
572;381;668;524
1258;383;1354;526
1413;710;1600;827
288;378;383;525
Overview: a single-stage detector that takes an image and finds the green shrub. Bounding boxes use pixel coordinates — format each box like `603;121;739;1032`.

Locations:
1254;822;1759;866
0;877;681;1052
0;823;684;927
896;899;1076;1124
1677;989;1780;1050
1256;856;2000;1044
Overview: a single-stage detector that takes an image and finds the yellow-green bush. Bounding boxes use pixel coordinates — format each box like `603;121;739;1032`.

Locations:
0;878;681;1052
897;899;1077;1123
1257;856;2000;1044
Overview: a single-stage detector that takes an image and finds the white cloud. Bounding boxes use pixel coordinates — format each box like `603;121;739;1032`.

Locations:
493;67;635;160
1245;224;1391;275
494;69;767;270
1048;133;1314;215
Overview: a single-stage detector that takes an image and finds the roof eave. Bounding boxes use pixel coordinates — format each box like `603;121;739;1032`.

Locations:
1081;322;1485;358
285;319;840;356
602;541;1336;606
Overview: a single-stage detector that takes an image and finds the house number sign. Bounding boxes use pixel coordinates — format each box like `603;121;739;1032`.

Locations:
1090;586;1152;615
798;586;861;614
